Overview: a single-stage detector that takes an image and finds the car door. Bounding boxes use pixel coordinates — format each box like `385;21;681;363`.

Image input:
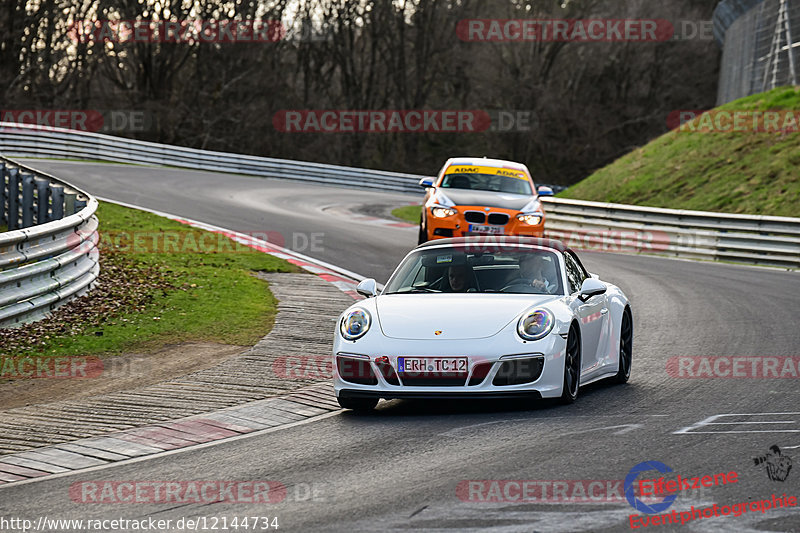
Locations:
564;252;609;377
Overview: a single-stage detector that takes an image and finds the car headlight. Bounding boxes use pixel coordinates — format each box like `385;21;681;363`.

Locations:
517;214;543;225
340;308;371;340
517;309;554;341
431;206;457;218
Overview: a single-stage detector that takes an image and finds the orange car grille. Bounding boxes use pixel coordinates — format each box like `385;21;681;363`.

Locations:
463;211;511;225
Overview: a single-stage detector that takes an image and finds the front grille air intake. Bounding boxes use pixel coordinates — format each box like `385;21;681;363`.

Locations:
337;357;378;386
492;358;544;386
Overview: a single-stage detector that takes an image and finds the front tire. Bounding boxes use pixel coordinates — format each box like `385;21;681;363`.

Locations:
418;216;427;244
338;396;378;411
560;323;581;404
613;308;633;384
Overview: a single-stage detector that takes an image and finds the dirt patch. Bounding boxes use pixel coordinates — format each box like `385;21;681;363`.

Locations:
0;342;245;411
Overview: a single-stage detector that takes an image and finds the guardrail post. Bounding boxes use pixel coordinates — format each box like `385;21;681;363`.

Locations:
74;195;87;214
35;178;49;224
50;185;64;221
0;163;6;226
21;174;34;228
64;191;76;216
7;168;19;230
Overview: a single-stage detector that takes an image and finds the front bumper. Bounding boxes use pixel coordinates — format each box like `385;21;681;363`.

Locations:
333;334;567;401
338;389;543;400
426;205;545;240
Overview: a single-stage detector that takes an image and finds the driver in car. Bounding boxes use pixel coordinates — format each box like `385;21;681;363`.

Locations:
506;254;558;294
445;265;473;292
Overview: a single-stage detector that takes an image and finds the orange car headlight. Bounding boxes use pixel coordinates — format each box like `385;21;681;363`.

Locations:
431;206;457;218
517;214;543;225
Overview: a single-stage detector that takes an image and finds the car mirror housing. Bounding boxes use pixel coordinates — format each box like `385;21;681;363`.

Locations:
356;278;378;298
578;278;606;302
419;177;435;188
537;185;554;196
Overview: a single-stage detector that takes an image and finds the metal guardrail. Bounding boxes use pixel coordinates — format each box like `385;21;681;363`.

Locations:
540;197;800;269
0;156;99;328
0;122;422;193
1;122;798;270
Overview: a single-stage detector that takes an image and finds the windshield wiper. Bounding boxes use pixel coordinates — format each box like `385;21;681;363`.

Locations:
384;287;441;294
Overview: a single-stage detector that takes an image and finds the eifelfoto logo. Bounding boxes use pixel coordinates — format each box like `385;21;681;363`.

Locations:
754;445;793;482
625;461;678;514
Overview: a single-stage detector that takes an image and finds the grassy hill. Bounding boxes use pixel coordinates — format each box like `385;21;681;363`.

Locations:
560;87;800;217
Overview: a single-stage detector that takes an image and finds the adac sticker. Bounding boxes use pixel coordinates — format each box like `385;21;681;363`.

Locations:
445;165;528;180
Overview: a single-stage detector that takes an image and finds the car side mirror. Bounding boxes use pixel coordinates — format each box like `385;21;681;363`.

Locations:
419;177;435;189
356;278;378;298
578;278;606;302
537;185;554;196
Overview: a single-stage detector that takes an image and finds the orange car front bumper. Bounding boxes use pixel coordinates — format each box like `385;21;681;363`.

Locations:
425;205;545;241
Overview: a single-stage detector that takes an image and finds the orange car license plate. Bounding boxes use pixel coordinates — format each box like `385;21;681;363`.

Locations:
468;224;504;235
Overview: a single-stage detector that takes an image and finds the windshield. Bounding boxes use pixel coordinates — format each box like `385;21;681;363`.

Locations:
440;167;533;195
383;247;563;295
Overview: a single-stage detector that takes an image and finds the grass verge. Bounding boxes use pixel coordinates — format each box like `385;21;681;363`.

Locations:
560;86;800;216
392;205;422;224
0;202;297;357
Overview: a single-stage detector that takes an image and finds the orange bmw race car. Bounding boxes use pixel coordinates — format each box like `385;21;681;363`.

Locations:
418;157;552;244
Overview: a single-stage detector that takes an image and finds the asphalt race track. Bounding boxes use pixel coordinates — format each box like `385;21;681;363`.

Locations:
1;160;799;532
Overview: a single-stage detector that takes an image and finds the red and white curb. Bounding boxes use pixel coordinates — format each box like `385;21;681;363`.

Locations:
0;384;339;487
97;197;378;299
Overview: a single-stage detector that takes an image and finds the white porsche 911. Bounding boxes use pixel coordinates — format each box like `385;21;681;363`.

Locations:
333;237;632;411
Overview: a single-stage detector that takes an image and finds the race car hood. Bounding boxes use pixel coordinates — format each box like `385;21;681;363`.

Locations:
375;294;558;340
438;189;534;211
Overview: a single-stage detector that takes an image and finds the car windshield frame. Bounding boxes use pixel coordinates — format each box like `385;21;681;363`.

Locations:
382;244;565;296
439;172;533;196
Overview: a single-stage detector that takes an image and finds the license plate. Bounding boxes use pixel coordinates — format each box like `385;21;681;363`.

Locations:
398;357;468;373
468;224;504;235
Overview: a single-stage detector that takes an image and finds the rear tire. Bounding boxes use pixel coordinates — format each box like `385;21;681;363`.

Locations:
613;308;633;384
337;396;378;411
560;324;581;404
